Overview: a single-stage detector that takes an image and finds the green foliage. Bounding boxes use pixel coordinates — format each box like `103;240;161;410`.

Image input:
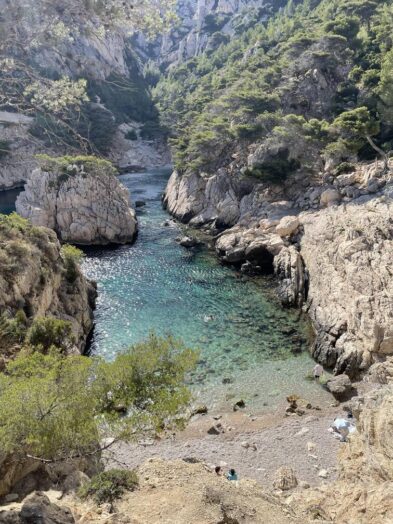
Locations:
79;469;138;503
333;107;379;139
61;244;84;283
36;155;117;177
155;0;393;176
0;350;99;460
334;161;356;175
0;311;28;356
25;317;75;354
203;13;231;33
245;157;301;183
0;335;196;463
0;212;30;233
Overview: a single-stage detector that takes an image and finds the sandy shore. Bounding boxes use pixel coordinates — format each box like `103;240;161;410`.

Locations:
109;391;346;488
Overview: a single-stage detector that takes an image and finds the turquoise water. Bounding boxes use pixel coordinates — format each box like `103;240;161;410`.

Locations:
0;170;328;411
81;169;324;411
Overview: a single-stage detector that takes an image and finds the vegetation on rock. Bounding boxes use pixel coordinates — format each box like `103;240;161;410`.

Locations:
36;155;117;177
155;0;393;181
79;469;139;504
0;334;196;464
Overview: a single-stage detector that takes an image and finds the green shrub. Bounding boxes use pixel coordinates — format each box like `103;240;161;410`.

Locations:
36;155;117;178
334;162;356;175
0;311;28;353
79;469;138;503
0;335;196;463
203;13;230;34
0;212;30;233
61;244;84;282
25;317;74;353
245;157;301;184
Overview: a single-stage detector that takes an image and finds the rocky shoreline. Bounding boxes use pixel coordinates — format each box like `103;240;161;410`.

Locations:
164;160;393;380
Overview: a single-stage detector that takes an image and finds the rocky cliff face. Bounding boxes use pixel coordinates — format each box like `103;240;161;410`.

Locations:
292;360;393;523
0;0;170;190
0;215;96;361
0;113;45;191
164;161;393;377
16;165;137;245
139;0;279;66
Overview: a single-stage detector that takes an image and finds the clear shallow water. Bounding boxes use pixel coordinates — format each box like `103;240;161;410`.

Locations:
81;169;328;411
0;171;330;412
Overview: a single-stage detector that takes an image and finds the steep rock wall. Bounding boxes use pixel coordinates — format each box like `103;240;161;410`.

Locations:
0;218;96;361
164;161;393;377
16;168;137;245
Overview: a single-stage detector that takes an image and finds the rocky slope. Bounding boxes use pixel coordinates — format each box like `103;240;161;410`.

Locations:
164;161;393;377
0;459;305;523
291;359;393;523
138;0;279;66
16;161;137;245
0;0;170;190
0;214;96;361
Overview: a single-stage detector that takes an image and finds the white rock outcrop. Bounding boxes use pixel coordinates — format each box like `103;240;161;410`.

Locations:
16;167;137;245
300;191;393;375
165;160;393;376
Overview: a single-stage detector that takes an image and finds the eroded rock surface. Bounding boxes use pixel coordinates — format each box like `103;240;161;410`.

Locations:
292;369;393;523
0;217;96;360
164;161;393;376
16;167;137;245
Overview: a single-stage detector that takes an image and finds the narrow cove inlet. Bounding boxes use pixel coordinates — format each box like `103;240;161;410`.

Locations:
0;168;332;414
79;168;331;413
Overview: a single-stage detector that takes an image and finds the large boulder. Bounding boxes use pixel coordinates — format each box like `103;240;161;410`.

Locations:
16;159;137;245
273;467;298;491
0;492;75;523
163;169;242;227
326;374;353;401
274;246;306;307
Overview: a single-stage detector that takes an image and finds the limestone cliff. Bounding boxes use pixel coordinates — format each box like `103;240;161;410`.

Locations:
164;161;393;377
292;361;393;523
16;161;137;246
139;0;278;66
0;214;96;362
0;0;169;190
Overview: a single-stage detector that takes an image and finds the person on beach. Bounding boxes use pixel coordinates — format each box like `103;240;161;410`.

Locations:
227;469;238;481
215;466;222;476
313;363;324;381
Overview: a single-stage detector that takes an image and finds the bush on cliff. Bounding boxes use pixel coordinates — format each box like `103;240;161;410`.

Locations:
0;334;197;464
25;317;75;354
61;244;85;283
36;155;117;177
79;469;138;503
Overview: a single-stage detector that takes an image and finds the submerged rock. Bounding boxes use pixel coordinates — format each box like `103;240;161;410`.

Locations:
178;236;198;248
